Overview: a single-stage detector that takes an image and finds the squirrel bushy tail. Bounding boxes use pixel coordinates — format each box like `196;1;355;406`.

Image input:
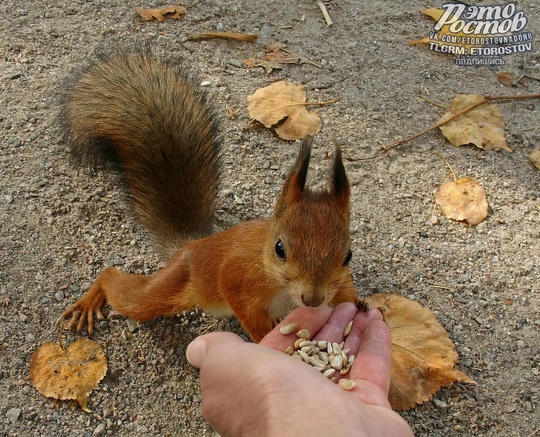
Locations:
60;49;221;254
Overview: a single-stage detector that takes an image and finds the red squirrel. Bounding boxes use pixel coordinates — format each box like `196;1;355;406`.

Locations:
60;48;361;342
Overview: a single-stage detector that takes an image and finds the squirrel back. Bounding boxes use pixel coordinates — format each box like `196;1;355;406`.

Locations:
60;49;220;254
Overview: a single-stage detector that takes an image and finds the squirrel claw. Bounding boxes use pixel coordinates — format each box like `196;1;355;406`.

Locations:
355;299;370;313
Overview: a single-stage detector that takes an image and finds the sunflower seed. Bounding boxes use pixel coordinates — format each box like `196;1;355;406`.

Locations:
327;342;333;354
284;346;294;355
339;366;351;376
317;340;328;350
310;355;326;368
301;345;314;354
299;350;310;363
294;338;305;349
343;320;353;337
296;328;310;339
323;368;336;378
317;351;329;364
331;355;344;371
280;322;298;335
339;379;356;390
299;340;314;348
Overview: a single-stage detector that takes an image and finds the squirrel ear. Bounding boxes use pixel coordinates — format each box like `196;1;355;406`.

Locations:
332;141;350;205
274;138;312;217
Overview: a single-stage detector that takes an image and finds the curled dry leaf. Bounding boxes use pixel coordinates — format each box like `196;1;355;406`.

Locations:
133;6;187;22
529;148;540;170
438;94;511;152
435;176;488;226
366;293;475;411
30;338;107;412
247;81;322;140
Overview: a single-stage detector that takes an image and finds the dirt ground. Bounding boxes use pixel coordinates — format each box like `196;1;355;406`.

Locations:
1;1;539;436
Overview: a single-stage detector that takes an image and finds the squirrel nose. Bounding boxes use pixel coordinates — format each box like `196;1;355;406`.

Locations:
301;293;324;307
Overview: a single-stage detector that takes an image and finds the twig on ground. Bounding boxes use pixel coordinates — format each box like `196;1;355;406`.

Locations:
346;93;540;162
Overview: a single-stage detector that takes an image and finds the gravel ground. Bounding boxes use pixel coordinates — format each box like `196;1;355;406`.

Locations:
1;1;539;436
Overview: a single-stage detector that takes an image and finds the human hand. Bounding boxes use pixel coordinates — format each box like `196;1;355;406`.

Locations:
186;303;413;437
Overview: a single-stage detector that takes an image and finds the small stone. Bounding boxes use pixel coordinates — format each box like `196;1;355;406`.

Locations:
200;80;212;87
54;290;65;302
228;59;244;68
92;423;106;436
126;319;139;333
259;26;274;39
6;408;22;423
433;399;448;409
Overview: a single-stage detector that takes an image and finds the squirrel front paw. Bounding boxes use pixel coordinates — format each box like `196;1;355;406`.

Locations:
61;287;106;336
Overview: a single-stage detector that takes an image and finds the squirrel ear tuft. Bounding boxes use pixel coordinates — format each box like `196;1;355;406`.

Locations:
332;141;350;203
284;137;312;196
274;138;312;217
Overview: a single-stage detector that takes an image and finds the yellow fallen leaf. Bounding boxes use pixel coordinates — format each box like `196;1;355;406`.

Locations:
30;339;107;412
247;81;322;140
439;94;511;152
366;293;475;411
529;148;540;170
435;176;488;226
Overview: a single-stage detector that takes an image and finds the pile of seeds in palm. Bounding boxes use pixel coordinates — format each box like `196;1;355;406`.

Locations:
280;321;356;391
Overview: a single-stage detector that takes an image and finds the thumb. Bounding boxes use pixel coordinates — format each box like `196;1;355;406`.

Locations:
186;332;246;368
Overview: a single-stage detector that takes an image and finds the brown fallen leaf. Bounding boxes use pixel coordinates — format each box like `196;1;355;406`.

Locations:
366;293;475;411
530;148;540;170
133;6;186;22
435;176;488;226
30;339;107;412
438;94;511;152
497;72;516;88
243;58;283;73
247;81;324;140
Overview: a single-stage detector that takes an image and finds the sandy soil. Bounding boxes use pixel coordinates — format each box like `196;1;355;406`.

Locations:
1;1;539;436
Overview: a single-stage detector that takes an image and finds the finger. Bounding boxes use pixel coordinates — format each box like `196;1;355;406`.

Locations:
343;307;384;358
260;305;332;351
186;332;246;369
312;302;358;344
349;318;392;396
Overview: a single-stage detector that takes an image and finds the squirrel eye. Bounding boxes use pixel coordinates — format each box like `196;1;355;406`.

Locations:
343;249;352;266
275;239;286;260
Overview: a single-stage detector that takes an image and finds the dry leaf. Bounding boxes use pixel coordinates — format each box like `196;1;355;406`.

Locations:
366;293;475;411
497;72;516;88
30;339;107;412
247;81;322;140
530;148;540;170
133;6;186;22
243;58;284;73
438;94;511;152
435;176;488;226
